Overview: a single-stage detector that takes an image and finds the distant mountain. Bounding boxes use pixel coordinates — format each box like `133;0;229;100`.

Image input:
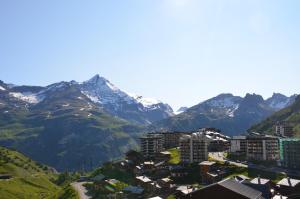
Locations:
249;95;300;136
266;93;297;111
150;93;297;136
80;75;174;125
0;75;173;125
175;106;189;114
0;77;154;171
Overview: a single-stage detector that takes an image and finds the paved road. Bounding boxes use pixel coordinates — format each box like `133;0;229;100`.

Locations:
209;152;300;177
71;182;91;199
209;152;248;168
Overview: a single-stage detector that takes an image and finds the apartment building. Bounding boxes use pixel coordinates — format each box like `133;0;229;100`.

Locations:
179;132;208;163
275;121;294;137
280;138;300;169
140;134;164;159
230;136;247;154
161;132;188;149
246;135;280;161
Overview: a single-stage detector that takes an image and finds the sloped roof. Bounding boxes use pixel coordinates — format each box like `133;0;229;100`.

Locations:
218;178;263;199
250;177;270;185
184;178;263;199
277;178;300;187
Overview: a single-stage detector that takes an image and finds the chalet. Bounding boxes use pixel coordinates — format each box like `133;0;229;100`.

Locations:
199;161;226;184
134;165;143;175
123;185;144;195
176;185;196;197
158;177;173;189
136;176;152;189
169;165;188;178
276;177;300;197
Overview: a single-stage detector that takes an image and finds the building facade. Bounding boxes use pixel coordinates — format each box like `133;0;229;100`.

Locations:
161;132;188;149
280;138;300;169
179;132;208;163
275;121;294;137
246;135;280;161
140;134;164;159
230;136;247;154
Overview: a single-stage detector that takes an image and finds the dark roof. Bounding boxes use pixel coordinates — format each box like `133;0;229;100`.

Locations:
219;178;263;199
243;180;271;199
181;178;263;199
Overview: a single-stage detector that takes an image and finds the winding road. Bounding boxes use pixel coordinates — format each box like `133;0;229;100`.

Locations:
71;182;91;199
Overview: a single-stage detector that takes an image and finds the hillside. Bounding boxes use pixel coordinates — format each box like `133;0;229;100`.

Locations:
150;93;296;136
0;146;60;199
0;81;143;171
249;95;300;137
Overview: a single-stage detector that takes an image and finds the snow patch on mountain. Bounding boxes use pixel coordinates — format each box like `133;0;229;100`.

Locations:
0;86;6;91
175;107;188;114
9;92;44;104
206;96;238;108
81;91;101;103
44;81;74;93
227;104;239;117
201;94;242;118
129;93;161;108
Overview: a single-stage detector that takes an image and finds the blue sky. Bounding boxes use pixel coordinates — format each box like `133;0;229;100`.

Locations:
0;0;299;109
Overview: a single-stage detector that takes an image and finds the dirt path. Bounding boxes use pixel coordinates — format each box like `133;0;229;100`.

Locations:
71;182;91;199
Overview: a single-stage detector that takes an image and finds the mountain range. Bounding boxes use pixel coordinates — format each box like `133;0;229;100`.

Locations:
0;75;297;170
0;75;173;125
150;93;297;136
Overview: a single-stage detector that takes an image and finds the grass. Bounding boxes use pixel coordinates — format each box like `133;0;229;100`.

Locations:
168;148;180;165
0;146;61;199
54;185;79;199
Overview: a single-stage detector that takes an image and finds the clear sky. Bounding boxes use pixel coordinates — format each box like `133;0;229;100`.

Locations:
0;0;299;110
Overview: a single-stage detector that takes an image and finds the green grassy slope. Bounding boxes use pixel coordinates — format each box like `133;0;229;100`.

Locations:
168;148;180;164
0;146;60;199
54;185;79;199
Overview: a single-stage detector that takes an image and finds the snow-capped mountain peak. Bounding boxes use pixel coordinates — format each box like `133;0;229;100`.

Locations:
205;94;241;108
80;75;133;105
0;76;173;124
84;74;119;92
199;94;243;118
266;93;296;110
79;75;174;123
